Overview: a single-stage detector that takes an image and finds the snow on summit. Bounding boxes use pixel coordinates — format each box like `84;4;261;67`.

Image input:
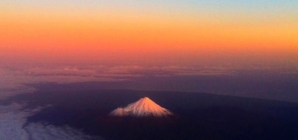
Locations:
109;97;173;117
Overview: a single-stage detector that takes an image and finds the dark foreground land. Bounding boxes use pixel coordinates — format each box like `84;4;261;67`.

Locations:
2;83;298;140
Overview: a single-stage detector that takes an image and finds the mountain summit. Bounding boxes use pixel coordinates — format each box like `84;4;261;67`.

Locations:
109;97;173;117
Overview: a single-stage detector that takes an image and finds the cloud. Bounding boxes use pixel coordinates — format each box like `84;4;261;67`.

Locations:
0;103;101;140
0;65;237;98
0;69;36;99
2;64;296;99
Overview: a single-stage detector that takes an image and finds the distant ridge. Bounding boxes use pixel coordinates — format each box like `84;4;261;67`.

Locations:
109;97;173;117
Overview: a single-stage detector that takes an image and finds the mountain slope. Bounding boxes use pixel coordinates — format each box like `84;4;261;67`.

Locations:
109;97;173;117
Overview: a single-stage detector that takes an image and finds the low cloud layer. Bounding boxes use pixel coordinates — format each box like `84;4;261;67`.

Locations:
0;103;100;140
0;64;297;99
0;65;237;98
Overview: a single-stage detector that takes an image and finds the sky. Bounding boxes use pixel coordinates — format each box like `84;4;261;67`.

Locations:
0;0;298;101
1;0;297;66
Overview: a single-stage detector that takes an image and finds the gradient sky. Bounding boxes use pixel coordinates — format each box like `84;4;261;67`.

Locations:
0;0;297;68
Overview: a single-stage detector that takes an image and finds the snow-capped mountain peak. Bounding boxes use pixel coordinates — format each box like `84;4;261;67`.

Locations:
109;97;173;117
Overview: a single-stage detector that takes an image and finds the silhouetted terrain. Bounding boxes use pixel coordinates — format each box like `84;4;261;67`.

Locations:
2;83;298;140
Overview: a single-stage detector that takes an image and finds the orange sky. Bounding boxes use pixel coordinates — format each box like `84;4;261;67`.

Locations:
0;2;297;68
